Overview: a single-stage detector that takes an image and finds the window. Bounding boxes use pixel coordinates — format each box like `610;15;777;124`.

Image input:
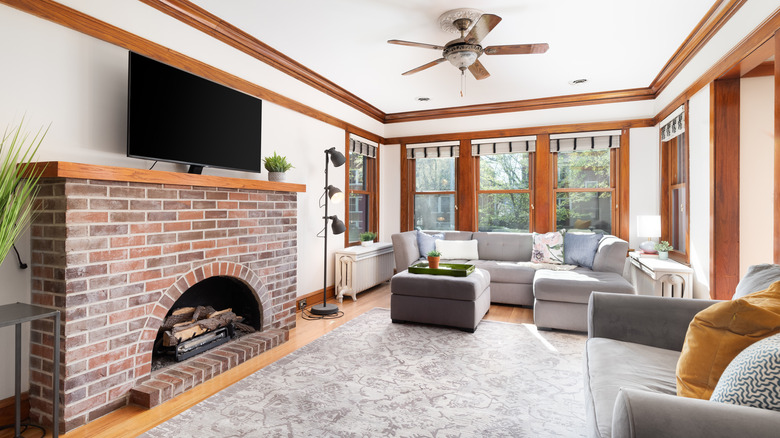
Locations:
473;137;535;232
408;142;459;230
346;135;377;245
660;105;688;260
551;132;619;234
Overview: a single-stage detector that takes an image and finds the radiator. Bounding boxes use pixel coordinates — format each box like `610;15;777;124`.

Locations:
334;242;394;302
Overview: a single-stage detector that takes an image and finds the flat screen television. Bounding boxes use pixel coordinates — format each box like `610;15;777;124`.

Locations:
127;52;263;174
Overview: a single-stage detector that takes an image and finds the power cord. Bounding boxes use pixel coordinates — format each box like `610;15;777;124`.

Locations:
0;420;46;438
12;244;28;269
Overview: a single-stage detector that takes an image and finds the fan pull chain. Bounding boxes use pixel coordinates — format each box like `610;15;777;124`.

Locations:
460;70;466;97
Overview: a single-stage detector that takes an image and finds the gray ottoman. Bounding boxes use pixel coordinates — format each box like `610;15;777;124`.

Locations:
390;268;491;332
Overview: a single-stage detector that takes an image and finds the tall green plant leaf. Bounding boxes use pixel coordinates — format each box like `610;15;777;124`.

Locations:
0;122;47;264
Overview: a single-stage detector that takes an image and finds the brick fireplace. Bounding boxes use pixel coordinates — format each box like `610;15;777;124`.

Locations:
26;162;304;432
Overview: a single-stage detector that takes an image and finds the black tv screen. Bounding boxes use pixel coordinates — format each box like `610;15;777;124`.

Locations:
127;52;262;173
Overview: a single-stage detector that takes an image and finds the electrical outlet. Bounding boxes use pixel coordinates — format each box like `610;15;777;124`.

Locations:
298;299;307;310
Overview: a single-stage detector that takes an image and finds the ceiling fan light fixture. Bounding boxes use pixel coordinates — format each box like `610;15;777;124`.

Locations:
443;44;482;69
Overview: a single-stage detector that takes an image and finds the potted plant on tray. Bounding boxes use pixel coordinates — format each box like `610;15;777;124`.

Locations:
655;241;673;260
427;249;441;269
359;231;376;246
263;151;293;182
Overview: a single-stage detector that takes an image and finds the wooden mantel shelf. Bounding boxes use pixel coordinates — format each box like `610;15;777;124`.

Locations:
28;161;306;193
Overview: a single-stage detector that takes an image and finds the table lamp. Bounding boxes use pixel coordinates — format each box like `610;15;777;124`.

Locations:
637;215;661;254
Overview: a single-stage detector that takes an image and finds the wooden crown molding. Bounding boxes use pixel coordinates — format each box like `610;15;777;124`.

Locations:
137;0;385;123
649;0;747;97
384;88;654;124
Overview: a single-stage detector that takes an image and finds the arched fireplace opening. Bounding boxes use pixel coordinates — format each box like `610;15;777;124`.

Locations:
152;275;262;370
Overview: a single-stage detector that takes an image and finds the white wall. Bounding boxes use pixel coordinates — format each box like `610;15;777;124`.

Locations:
688;85;712;299
379;144;401;244
739;76;775;276
628;127;661;250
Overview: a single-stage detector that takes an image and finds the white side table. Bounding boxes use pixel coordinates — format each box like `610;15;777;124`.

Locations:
628;252;694;298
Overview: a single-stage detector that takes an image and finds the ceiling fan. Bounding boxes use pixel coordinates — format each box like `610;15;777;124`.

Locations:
388;8;549;82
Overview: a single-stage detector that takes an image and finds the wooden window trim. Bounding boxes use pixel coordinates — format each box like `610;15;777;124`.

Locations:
474;153;535;232
406;154;459;232
344;133;379;247
551;148;621;235
659;105;691;264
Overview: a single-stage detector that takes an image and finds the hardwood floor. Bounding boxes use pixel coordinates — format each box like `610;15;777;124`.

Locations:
3;283;533;438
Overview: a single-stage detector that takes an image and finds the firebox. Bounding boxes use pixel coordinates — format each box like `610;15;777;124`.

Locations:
152;276;262;369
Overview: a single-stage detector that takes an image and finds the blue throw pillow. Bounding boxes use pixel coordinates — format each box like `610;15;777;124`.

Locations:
417;230;443;258
710;333;780;411
563;232;602;269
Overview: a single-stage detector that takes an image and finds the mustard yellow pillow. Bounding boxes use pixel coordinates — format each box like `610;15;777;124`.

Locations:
676;280;780;399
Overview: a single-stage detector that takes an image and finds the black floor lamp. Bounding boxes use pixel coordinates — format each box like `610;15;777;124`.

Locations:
310;147;346;316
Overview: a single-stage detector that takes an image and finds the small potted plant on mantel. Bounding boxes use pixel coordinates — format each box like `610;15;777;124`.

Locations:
359;231;376;247
655;241;673;260
427;249;441;269
263;151;293;182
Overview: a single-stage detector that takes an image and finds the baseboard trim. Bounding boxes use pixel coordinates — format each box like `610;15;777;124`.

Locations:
295;286;336;313
0;392;30;426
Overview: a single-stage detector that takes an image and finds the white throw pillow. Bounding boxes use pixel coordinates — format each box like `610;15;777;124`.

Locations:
435;239;479;260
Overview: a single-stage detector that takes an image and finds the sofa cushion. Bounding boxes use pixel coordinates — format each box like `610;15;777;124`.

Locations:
532;231;565;264
471;260;536;284
585;338;679;438
677;281;780;400
435;239;479;260
534;269;635;304
564;232;602;269
711;333;780;411
416;230;444;258
472;232;532;261
733;264;780;299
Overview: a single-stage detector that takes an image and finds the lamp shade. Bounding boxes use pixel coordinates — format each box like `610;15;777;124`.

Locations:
327;185;344;204
637;215;661;238
330;215;346;235
326;147;346;167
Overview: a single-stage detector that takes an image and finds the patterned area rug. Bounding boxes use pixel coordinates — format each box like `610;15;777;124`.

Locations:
142;308;587;437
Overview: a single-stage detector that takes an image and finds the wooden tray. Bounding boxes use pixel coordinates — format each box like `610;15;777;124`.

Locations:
408;263;475;277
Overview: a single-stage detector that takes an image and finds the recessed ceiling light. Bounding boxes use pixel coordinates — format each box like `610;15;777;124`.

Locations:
569;79;588;85
416;96;431;102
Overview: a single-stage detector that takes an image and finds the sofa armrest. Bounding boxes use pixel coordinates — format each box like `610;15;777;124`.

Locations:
588;292;719;351
592;235;628;275
391;231;420;273
612;388;780;438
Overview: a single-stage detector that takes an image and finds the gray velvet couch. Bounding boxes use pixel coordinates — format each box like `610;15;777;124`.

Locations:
585;292;780;438
391;230;635;331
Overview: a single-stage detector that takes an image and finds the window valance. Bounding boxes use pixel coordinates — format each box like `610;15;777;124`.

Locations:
349;134;378;158
660;105;685;142
549;130;621;153
471;135;537;156
406;141;460;159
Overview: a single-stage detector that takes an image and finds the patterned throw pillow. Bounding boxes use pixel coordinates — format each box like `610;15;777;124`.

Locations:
532;231;565;265
710;333;780;411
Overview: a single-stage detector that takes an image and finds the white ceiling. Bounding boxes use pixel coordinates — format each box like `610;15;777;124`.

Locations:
189;0;717;115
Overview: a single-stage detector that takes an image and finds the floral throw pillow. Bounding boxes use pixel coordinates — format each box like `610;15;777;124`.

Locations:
532;231;565;264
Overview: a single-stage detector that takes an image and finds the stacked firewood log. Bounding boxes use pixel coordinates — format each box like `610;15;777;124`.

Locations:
159;306;253;346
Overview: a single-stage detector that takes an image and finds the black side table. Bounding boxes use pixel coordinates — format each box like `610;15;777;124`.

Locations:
0;303;60;438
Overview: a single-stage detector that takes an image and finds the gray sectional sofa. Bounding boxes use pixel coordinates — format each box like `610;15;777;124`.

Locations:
391;230;635;331
586;292;780;437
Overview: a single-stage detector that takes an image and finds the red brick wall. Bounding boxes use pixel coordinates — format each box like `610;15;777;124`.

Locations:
29;177;298;431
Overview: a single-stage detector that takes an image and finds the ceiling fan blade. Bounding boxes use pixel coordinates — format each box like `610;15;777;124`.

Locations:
468;59;490;80
388;39;445;51
402;58;446;76
465;14;502;44
484;43;550;55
